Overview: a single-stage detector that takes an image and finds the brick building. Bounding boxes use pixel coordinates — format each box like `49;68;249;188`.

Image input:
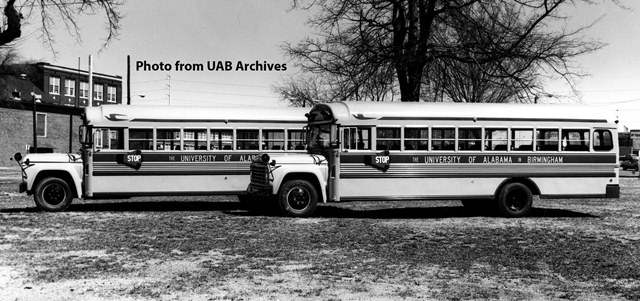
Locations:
0;63;122;167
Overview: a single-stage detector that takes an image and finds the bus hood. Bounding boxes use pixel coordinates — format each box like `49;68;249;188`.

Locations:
266;153;328;165
22;153;82;164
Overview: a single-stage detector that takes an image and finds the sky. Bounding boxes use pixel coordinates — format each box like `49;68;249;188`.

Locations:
12;0;640;130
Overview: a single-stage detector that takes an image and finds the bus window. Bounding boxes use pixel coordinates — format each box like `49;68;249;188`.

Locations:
343;127;371;150
404;127;428;150
183;129;207;151
288;130;305;150
511;129;533;151
431;128;455;151
210;129;233;150
484;128;507;151
237;130;259;150
263;130;285;150
562;129;590;151
593;130;613;151
95;128;124;150
129;129;153;150
536;129;559;151
458;128;481;151
157;129;181;150
376;128;401;151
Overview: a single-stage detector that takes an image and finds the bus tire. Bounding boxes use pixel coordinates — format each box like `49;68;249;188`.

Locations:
277;180;318;217
496;182;533;218
33;177;73;212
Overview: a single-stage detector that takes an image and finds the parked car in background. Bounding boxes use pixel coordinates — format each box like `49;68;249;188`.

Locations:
620;154;639;171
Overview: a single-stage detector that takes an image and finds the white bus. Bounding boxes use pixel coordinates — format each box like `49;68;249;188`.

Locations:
248;101;620;217
13;105;308;211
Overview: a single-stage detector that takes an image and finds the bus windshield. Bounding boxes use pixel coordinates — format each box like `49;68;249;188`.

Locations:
306;124;331;154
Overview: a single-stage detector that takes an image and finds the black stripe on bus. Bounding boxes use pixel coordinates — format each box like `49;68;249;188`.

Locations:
131;118;305;124
378;117;610;123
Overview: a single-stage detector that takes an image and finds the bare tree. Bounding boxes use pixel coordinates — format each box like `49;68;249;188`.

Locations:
0;0;124;53
279;0;612;103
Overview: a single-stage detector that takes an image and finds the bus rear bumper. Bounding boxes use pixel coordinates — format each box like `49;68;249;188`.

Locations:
606;184;620;198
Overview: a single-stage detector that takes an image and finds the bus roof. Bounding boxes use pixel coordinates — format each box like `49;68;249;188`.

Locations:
84;105;309;126
311;101;618;125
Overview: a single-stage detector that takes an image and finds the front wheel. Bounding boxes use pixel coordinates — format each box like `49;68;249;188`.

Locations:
496;183;533;218
277;180;318;217
33;177;73;212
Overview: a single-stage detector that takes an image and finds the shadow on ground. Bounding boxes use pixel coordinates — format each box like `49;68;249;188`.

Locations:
1;200;596;219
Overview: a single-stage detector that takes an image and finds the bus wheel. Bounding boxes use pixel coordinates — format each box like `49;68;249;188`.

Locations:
496;183;532;218
277;180;317;217
33;177;73;212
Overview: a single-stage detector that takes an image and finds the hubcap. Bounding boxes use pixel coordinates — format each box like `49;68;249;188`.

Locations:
506;189;527;212
42;184;66;206
286;187;310;211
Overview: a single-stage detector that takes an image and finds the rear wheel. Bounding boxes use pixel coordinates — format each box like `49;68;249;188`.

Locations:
496;182;533;218
277;180;318;217
33;177;73;212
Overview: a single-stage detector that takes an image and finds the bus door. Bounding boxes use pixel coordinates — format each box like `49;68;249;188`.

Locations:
339;127;373;199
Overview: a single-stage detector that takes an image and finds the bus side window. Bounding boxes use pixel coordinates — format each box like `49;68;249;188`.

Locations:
458;128;481;151
129;129;153;150
184;129;207;151
210;129;233;150
432;128;455;151
593;129;613;151
511;129;533;151
263;130;285;150
287;130;305;150
485;128;507;151
536;129;559;151
237;129;259;150
343;127;371;150
404;127;428;150
157;129;181;150
376;127;401;151
561;129;590;151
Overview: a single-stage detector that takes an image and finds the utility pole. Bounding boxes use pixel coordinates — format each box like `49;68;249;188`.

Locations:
88;55;93;107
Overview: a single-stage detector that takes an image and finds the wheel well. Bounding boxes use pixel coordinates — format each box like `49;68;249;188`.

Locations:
281;173;323;202
495;178;540;198
33;171;78;198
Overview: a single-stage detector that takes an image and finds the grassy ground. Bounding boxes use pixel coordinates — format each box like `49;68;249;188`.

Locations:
0;177;639;300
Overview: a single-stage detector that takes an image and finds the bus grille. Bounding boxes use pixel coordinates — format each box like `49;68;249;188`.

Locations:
251;162;269;189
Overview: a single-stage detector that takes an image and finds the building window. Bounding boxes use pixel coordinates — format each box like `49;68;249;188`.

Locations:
93;84;103;101
80;82;89;98
49;77;60;95
64;79;75;96
36;113;47;137
107;86;117;103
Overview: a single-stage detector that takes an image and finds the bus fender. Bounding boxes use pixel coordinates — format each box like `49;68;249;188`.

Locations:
270;167;327;203
27;164;83;198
